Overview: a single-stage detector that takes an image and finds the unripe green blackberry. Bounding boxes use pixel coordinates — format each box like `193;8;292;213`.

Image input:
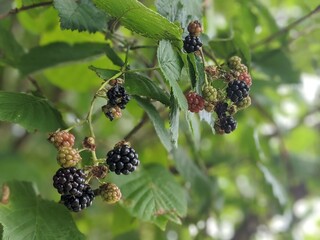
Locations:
99;183;122;204
236;96;251;109
106;141;140;175
57;147;81;168
187;20;202;37
185;92;205;113
53;167;86;197
60;185;95;212
204;101;215;112
234;64;248;73
202;85;217;103
228;105;238;115
82;136;96;151
228;56;242;69
48;131;75;149
102;104;122;121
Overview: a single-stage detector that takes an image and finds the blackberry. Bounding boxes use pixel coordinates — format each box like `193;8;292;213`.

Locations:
185;92;205;113
99;183;122;204
53;167;86;197
226;80;249;103
183;35;203;53
187;20;202;37
82;136;96;151
236;96;251;109
204;101;214;112
60;185;95;212
202;85;217;103
238;72;252;87
102;104;122;121
219;115;237;134
106;141;140;175
214;101;228;117
57;146;82;168
107;84;130;109
228;56;242;69
48;131;75;149
234;63;248;74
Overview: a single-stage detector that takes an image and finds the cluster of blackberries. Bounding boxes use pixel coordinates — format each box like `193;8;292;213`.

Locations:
53;167;95;212
183;20;203;53
102;79;130;121
106;141;140;175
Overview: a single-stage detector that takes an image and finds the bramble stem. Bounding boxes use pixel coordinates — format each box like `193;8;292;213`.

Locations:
199;49;209;85
124;66;160;73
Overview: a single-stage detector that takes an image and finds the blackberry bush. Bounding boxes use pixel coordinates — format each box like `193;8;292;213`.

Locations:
106;141;140;175
53;167;86;197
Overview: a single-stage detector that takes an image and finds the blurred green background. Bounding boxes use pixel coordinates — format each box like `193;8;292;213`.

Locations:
1;0;320;239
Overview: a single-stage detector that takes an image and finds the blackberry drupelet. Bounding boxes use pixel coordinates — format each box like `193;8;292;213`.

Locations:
219;115;237;134
183;35;203;53
106;84;130;109
226;80;249;103
214;101;228;117
60;185;95;212
48;131;75;149
53;167;86;197
106;142;140;175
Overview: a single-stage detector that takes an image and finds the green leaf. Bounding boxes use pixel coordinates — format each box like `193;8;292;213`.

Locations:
169;93;180;148
125;73;170;106
18;42;107;75
0;181;84;240
0;91;65;132
0;0;12;15
156;0;202;31
209;33;251;66
93;0;182;40
0;23;24;67
53;0;109;33
252;48;300;83
111;164;187;229
89;65;120;80
157;40;187;110
194;54;205;94
133;96;171;152
104;46;124;67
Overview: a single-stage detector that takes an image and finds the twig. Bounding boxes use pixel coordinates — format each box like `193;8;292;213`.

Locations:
124;113;148;141
0;1;53;20
28;76;44;96
251;5;320;49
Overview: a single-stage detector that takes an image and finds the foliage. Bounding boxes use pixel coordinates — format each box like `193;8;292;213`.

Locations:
1;0;320;239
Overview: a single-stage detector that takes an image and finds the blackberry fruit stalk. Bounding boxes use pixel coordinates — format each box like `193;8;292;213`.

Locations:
183;35;203;53
226;80;250;103
60;185;95;212
106;141;140;175
53;167;86;197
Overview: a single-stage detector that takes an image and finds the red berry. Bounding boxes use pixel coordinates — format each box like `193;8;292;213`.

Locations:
238;72;252;87
48;131;75;149
185;92;205;113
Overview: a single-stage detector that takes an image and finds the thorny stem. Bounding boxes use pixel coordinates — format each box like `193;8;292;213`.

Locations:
124;113;149;141
124;66;160;73
251;5;320;49
0;1;53;19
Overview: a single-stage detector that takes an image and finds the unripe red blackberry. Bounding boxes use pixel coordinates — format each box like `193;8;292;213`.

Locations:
187;20;202;37
236;96;251;109
99;183;122;204
57;147;81;168
226;80;249;103
53;167;86;197
183;35;203;53
106;141;140;175
214;101;228;118
185;92;205;113
60;185;95;212
48;131;75;149
102;104;122;121
228;56;242;69
238;72;252;87
107;84;130;109
216;116;237;134
202;85;217;103
82;137;96;151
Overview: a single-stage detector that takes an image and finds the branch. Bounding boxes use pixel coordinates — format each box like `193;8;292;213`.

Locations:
0;1;53;20
124;113;148;141
251;5;320;49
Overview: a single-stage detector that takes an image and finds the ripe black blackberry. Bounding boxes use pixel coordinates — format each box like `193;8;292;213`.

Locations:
226;80;249;103
106;84;130;109
214;101;228;117
106;141;140;175
219;115;237;134
183;35;203;53
53;167;86;197
60;185;95;212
